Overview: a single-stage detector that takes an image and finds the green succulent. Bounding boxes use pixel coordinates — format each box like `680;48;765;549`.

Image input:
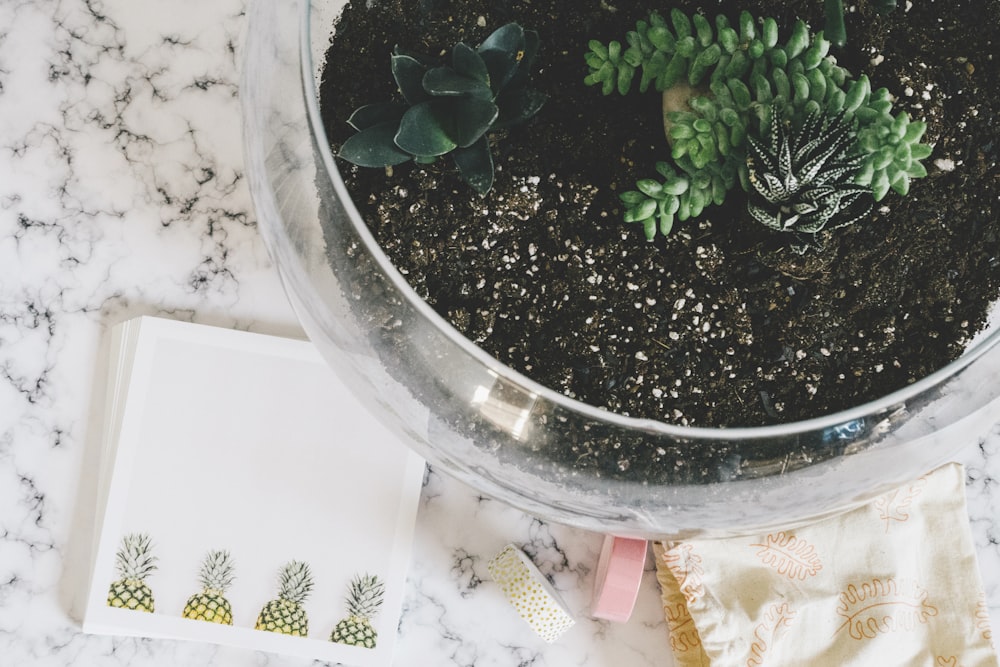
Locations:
589;10;932;242
339;23;546;194
824;0;897;47
853;110;931;199
746;103;872;244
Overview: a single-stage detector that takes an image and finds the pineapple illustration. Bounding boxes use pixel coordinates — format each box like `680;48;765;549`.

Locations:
330;573;385;649
182;550;236;624
106;533;158;613
255;560;313;636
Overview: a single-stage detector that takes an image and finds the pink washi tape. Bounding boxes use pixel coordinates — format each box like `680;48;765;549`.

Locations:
591;534;647;622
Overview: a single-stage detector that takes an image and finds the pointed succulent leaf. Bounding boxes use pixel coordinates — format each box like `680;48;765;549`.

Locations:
449;97;500;147
339;121;413;167
891;171;910;196
478;23;526;94
910;143;933;160
423;67;492;99
346;102;406;131
479;22;525;54
495;87;546;128
391;52;430;105
508;29;541;89
452;136;495;194
903;120;927;144
394;102;458;157
907;161;928;178
786;20;810;59
453;42;490;84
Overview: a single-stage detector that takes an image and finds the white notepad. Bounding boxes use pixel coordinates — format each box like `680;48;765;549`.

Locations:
82;316;426;666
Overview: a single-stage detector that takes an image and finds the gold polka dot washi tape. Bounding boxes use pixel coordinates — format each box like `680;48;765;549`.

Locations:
487;544;575;643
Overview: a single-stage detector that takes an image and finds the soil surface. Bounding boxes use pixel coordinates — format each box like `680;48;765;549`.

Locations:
319;0;1000;427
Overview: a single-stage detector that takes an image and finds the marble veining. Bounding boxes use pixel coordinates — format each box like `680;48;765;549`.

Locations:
0;0;996;665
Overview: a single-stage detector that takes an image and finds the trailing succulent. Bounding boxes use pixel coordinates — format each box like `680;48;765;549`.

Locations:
585;9;932;244
339;23;546;194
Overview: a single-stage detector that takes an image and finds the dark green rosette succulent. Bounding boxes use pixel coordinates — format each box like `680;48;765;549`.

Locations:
338;23;547;194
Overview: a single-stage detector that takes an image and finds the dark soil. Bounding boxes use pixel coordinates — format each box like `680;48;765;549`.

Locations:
319;0;1000;427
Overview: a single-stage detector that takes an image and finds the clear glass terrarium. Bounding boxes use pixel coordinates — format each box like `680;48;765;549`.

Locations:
241;0;1000;538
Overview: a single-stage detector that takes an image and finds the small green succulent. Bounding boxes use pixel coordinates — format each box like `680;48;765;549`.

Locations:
824;0;897;46
746;103;872;243
338;23;546;194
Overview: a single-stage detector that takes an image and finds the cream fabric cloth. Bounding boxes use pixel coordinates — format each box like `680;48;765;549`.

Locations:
655;463;998;667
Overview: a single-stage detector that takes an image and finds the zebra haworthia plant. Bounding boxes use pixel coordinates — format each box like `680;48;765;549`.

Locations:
339;23;547;195
586;9;932;243
746;104;873;244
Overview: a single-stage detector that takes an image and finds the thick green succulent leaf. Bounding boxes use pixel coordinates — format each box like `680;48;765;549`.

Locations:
910;143;933;160
339;121;412;167
478;23;526;93
495;87;546;128
824;0;847;47
480;22;526;55
452;42;490;84
394;102;458;157
508;29;541;89
624;198;658;223
346;102;406;131
620;190;647;205
423;67;492;99
446;97;500;146
391;52;430;105
452;136;495;194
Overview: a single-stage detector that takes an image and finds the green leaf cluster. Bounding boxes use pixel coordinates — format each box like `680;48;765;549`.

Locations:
589;10;933;240
854;110;930;199
339;23;546;194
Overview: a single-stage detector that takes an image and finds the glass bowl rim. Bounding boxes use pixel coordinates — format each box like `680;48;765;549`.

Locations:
297;0;1000;441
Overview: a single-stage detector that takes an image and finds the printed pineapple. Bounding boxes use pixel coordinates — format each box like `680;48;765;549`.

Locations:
330;573;385;649
255;560;313;636
182;549;236;624
106;532;158;613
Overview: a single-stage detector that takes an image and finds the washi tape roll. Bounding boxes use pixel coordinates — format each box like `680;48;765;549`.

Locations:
487;544;576;643
591;535;648;622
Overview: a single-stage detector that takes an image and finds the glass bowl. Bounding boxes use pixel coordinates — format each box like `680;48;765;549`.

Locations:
240;0;1000;538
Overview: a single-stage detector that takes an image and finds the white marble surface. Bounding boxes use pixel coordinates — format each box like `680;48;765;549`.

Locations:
0;1;996;666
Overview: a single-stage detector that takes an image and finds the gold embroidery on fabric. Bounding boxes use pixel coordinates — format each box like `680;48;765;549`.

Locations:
975;594;994;646
745;602;797;667
665;600;704;655
750;531;823;581
663;543;705;604
873;476;928;532
834;578;938;640
935;657;965;667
